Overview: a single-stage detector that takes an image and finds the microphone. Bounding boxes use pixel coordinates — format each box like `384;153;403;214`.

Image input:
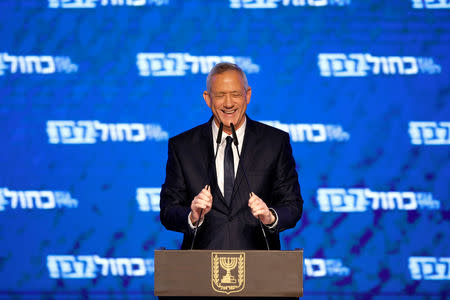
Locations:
230;123;270;250
216;122;224;144
190;122;223;250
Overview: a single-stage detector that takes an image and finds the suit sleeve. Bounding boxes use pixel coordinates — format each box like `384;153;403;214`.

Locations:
160;138;192;234
270;132;303;232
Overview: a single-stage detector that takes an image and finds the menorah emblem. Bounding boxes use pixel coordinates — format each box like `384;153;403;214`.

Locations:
220;257;237;284
211;252;245;294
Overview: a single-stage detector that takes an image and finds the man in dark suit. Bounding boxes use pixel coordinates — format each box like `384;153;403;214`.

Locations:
160;63;303;250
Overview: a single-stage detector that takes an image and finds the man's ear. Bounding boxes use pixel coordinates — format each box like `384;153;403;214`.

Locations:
203;91;212;108
245;86;252;105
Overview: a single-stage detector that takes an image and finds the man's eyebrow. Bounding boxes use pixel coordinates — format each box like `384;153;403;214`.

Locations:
214;90;241;93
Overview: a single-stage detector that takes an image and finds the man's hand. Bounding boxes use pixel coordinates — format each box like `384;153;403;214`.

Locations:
248;192;275;225
190;185;213;224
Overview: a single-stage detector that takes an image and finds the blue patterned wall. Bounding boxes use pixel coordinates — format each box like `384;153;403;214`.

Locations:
0;0;449;299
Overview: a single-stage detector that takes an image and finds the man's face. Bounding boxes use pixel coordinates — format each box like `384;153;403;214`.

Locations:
203;70;252;134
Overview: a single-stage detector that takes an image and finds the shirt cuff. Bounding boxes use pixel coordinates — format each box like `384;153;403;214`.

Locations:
188;212;204;229
265;208;279;229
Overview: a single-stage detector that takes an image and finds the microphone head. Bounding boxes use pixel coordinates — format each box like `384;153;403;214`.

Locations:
230;123;239;146
216;122;223;144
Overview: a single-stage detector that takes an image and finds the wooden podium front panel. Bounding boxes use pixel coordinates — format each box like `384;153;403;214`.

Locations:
155;250;303;297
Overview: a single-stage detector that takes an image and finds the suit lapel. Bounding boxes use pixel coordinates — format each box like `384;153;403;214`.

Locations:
230;117;259;213
199;118;215;186
210;176;229;214
201;117;230;215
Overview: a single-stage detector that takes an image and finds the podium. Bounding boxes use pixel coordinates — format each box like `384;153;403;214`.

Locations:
154;249;303;298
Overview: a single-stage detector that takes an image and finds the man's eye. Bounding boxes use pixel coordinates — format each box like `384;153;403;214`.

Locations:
232;93;242;98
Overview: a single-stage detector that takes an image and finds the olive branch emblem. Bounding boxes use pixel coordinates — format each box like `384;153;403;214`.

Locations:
211;252;245;294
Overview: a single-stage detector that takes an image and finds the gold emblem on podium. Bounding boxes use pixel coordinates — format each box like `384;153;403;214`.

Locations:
211;252;245;294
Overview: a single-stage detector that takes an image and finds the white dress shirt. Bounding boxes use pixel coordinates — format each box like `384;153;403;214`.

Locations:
212;118;246;196
188;117;278;229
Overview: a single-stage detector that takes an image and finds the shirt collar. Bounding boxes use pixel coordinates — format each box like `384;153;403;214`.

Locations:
212;117;247;145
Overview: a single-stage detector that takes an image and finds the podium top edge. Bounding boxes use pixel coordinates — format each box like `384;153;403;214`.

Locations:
154;249;304;253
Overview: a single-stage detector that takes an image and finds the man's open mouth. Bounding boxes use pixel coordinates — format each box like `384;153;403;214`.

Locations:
222;109;237;115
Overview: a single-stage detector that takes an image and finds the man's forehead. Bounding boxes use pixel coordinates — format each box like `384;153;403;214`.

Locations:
210;71;245;89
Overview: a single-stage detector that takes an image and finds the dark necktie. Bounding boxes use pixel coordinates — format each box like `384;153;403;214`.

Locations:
224;136;234;206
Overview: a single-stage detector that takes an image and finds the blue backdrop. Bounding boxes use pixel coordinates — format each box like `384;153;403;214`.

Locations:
0;0;449;299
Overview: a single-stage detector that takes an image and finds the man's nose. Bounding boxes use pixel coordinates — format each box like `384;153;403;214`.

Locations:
223;94;233;107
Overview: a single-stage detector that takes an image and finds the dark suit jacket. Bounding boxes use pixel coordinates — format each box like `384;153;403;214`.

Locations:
160;116;303;250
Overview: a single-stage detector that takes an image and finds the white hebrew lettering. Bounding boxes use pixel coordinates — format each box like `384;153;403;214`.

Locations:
310;124;327;142
0;189;9;211
38;191;56;209
325;259;350;276
409;121;450;145
402;56;419;75
387;56;404;74
345;189;368;212
116;258;133;276
40;56;56;74
318;188;439;212
3;189;19;209
94;256;111;276
398;192;418;210
318;53;438;77
130;123;146;141
25;56;42;73
416;193;440;210
136;188;161;212
365;54;389;75
317;188;345;212
24;191;40;209
47;255;154;278
47;255;97;278
130;258;147;276
409;257;450;280
305;259;327;277
116;124;133;141
412;0;450;9
308;0;327;6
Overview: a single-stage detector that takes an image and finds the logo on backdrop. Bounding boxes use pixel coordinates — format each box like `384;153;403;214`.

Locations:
304;258;350;277
137;188;161;212
0;188;78;211
48;0;169;8
411;0;450;9
261;121;350;142
318;53;441;77
409;122;450;145
0;53;78;76
317;188;440;212
47;255;154;278
46;120;169;144
229;0;351;9
137;53;260;77
409;257;450;280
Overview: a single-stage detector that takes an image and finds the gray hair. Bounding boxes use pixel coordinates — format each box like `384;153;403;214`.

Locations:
206;62;249;93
